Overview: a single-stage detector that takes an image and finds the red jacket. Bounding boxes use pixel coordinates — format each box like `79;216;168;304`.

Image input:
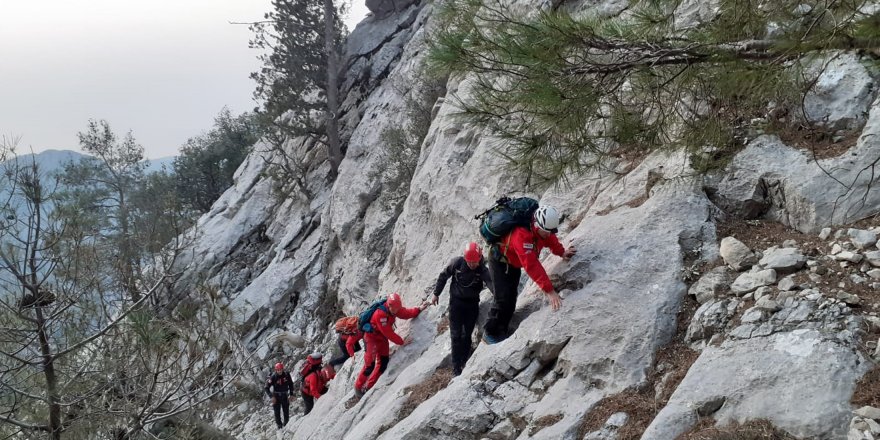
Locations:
302;371;328;398
342;332;363;357
369;306;421;345
499;225;565;293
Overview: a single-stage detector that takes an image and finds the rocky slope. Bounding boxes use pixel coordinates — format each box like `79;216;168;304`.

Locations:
172;1;880;439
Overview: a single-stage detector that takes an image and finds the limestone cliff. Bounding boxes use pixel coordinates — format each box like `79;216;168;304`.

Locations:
174;1;880;439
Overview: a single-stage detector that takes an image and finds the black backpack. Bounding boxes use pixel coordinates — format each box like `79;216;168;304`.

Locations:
476;197;539;243
358;299;388;333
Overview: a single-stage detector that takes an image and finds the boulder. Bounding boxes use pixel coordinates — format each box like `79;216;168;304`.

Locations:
838;292;861;306
686;298;740;344
864;250;880;267
741;307;767;323
643;330;869;439
758;247;807;274
819;228;832;240
689;266;734;304
731;269;778;295
849;228;879;250
720;237;758;271
836;251;864;263
755;297;782;312
855;406;880;421
778;276;797;291
803;52;875;131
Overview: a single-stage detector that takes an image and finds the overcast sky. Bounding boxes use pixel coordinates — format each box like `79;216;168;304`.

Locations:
0;0;370;159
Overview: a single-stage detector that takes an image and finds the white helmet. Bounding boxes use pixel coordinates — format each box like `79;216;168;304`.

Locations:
534;205;560;233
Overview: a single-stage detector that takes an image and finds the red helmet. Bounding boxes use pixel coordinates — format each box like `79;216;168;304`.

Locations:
387;292;402;309
463;242;482;263
274;362;284;370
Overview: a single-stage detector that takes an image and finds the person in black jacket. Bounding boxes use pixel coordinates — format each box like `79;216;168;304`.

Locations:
265;362;294;429
432;242;494;375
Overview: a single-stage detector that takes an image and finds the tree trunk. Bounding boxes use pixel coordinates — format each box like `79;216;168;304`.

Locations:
118;190;140;303
36;307;62;440
323;0;342;179
28;191;62;439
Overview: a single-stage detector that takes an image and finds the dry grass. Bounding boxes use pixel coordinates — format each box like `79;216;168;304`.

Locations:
852;363;880;408
578;295;701;439
715;219;820;252
677;419;799;440
529;413;564;436
437;316;450;334
770;122;859;160
397;368;454;422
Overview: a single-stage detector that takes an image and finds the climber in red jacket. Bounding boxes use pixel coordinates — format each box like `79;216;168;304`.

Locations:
329;316;363;370
354;292;427;396
483;205;576;344
299;353;329;415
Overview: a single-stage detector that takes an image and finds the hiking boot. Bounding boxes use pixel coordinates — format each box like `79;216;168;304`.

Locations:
452;365;463;376
482;333;502;345
354;387;365;399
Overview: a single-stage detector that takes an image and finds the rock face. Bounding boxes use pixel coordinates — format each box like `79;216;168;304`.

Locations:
366;0;418;18
170;1;880;439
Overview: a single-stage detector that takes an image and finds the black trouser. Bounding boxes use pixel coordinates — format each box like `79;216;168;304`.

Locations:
272;394;290;428
329;337;361;368
449;296;479;371
301;392;314;415
484;258;521;338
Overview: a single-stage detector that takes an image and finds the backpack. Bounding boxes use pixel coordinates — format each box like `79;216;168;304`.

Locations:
334;316;360;335
476;197;539;243
358;299;388;333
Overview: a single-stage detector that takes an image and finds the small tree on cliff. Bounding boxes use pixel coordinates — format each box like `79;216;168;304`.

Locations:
173;108;261;213
429;0;880;189
249;0;347;180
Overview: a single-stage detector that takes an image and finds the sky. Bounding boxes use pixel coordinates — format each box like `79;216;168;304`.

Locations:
0;0;370;159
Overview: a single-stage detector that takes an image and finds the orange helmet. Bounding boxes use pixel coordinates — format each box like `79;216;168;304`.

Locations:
387;292;402;309
463;242;482;263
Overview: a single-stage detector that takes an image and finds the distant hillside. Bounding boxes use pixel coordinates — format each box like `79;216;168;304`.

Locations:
2;150;176;176
144;156;176;174
3;149;87;178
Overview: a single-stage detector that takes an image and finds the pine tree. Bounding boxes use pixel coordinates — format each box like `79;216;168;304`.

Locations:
429;0;880;188
249;0;346;178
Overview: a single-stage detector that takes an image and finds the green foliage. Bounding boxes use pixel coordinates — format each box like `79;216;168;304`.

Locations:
428;0;879;187
173;108;261;213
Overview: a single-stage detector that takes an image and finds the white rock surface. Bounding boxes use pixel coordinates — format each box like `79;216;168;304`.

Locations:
803;52;876;131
